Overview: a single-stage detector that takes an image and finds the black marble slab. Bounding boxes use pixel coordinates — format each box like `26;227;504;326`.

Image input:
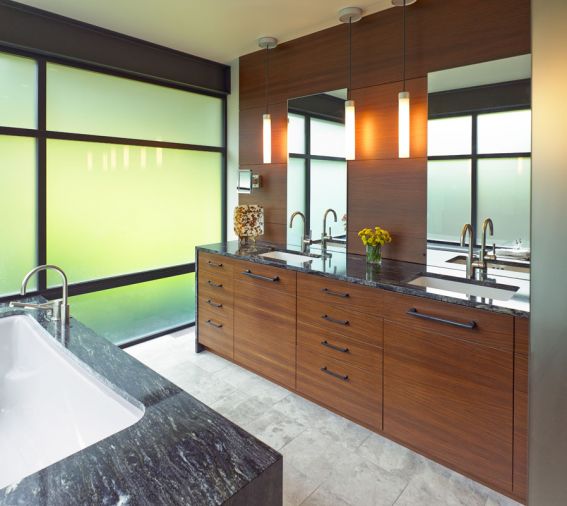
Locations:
0;299;282;505
197;241;529;318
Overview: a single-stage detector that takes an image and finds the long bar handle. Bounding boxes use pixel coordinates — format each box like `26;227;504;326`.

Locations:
206;319;223;328
242;270;280;282
406;308;476;330
321;287;349;298
321;340;349;353
320;366;349;381
322;314;350;326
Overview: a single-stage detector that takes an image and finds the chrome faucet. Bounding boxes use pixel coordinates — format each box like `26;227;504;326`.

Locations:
479;218;496;267
289;211;312;253
10;265;70;324
459;224;477;279
321;208;338;252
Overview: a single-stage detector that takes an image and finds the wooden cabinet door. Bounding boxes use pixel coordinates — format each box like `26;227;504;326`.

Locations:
383;320;514;492
234;265;297;389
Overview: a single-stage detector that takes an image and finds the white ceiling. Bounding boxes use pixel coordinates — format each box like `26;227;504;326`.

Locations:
15;0;394;64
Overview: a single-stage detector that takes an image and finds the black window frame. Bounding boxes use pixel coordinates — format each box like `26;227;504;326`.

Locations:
0;44;227;347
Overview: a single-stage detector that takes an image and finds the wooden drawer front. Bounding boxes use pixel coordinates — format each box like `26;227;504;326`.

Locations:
234;260;296;296
199;251;234;276
198;306;234;360
199;270;233;294
383;321;513;492
513;353;528;501
234;280;296;389
298;272;383;314
515;317;529;356
383;291;514;352
198;293;233;321
298;321;382;372
297;347;382;431
298;297;383;347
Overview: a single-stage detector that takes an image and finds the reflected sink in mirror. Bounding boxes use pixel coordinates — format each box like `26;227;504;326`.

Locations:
447;255;530;274
409;274;519;301
259;250;320;264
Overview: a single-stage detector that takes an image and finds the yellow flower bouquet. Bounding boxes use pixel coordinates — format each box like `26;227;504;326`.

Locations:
358;226;392;264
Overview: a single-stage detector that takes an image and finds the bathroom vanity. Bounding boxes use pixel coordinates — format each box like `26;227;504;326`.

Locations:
196;241;529;503
0;300;282;506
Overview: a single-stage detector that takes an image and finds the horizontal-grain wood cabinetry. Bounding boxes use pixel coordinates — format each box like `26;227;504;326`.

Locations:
197;251;528;502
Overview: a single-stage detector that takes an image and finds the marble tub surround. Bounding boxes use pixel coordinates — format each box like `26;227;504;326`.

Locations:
0;299;282;505
196;241;529;317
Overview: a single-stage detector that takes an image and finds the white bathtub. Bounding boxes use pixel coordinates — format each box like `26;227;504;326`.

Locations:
0;315;144;490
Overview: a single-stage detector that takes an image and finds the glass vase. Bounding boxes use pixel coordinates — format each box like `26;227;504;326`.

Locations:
366;244;382;265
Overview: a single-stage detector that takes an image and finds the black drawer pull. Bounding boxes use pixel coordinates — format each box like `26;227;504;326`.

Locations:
321;287;349;298
320;366;349;381
207;260;223;267
322;314;349;326
406;308;477;330
206;299;223;308
321;340;349;353
207;280;223;288
242;269;280;282
206;319;223;328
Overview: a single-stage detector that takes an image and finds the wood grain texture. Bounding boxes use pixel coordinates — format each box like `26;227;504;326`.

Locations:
297;346;382;431
353;78;428;160
199;252;235;277
513;353;528;502
347;158;427;262
383;320;514;492
297;296;383;347
234;278;296;389
297;272;383;313
383;291;514;352
515;317;530;356
298;320;382;372
233;259;297;296
198;305;234;360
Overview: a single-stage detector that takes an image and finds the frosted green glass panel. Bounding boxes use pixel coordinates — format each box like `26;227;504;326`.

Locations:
477;110;531;154
0;52;37;128
70;274;195;345
428;116;472;156
46;140;222;284
310;160;347;239
427;159;472;242
46;63;222;146
0;136;36;296
288;113;306;154
287;157;306;247
477;158;531;247
310;117;345;158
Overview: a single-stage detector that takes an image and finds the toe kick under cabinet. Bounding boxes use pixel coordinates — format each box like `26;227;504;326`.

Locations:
196;251;528;503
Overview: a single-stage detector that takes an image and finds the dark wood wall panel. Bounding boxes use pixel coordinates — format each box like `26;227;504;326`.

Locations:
238;0;530;258
347;158;427;263
354;77;427;161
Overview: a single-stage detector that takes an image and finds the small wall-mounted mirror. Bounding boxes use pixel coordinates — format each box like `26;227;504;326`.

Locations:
237;169;253;194
427;55;531;265
287;89;348;249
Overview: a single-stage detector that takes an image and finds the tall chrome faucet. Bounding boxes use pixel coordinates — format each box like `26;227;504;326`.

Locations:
289;211;312;253
479;218;495;268
459;224;477;279
10;265;70;324
321;208;338;252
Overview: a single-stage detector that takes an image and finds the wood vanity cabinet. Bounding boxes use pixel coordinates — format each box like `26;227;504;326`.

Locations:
233;260;297;389
382;291;515;492
514;318;529;502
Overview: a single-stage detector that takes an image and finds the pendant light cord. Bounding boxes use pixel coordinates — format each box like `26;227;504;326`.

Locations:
265;45;270;114
348;16;352;100
402;0;406;91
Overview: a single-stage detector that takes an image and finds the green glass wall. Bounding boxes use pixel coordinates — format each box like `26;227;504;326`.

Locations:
0;52;37;128
0;136;37;295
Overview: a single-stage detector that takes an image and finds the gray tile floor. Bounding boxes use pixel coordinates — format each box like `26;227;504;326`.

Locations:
126;328;521;506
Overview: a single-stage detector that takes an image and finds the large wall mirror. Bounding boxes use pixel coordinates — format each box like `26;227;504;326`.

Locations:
287;89;348;250
427;55;531;268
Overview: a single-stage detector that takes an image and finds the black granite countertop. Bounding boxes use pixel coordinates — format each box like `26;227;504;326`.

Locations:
0;299;281;505
197;241;530;318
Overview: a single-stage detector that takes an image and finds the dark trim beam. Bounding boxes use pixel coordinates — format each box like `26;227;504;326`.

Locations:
0;0;230;94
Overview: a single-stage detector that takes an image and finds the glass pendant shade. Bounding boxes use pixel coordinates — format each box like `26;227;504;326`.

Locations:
263;113;271;164
398;91;410;158
345;99;356;160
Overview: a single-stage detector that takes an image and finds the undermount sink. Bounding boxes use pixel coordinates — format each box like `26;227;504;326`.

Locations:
260;250;318;263
409;274;519;301
447;255;530;274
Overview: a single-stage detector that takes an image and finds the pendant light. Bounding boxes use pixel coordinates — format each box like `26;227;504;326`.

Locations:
339;7;362;161
258;37;277;164
392;0;417;158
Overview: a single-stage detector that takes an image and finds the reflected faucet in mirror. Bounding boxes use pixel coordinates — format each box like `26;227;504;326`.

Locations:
479;218;496;270
289;211;312;253
460;218;497;280
322;208;338;253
